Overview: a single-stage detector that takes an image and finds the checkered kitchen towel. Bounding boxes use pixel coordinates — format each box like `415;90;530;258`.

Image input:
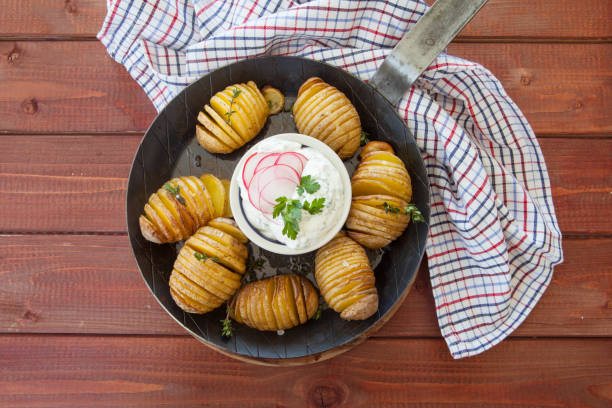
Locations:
99;0;563;358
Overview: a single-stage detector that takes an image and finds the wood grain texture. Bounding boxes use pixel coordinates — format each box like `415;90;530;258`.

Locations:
1;41;610;135
2;135;610;234
2;0;610;39
1;234;610;337
0;335;611;407
0;0;104;37
0;41;156;134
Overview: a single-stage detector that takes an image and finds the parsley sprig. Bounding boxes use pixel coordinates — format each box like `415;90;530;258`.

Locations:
297;175;320;196
382;202;425;222
224;87;242;125
194;251;220;263
273;195;326;240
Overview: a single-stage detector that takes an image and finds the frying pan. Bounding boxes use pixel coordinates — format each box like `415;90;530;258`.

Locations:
126;0;487;365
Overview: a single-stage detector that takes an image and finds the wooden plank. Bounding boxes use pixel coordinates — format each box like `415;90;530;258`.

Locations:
0;41;610;135
431;0;612;40
0;135;141;233
0;335;610;407
1;234;610;337
0;42;156;134
1;0;610;39
2;135;610;234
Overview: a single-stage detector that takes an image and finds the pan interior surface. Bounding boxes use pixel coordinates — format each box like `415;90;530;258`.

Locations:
126;56;430;361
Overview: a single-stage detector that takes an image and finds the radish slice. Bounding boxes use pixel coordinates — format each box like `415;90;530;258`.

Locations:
247;164;300;213
252;153;281;179
242;152;266;188
258;177;297;214
275;152;307;176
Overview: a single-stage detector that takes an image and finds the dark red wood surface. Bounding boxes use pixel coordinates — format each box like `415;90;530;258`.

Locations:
0;0;611;406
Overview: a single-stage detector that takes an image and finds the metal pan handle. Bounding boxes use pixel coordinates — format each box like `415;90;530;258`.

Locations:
370;0;488;106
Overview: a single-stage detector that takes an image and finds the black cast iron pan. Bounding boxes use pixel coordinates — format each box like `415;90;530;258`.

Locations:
126;0;486;365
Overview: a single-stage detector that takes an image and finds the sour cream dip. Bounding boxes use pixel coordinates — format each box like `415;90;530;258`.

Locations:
230;134;351;255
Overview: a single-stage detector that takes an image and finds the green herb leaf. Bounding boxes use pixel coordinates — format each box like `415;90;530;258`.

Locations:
164;183;179;195
220;318;233;337
245;256;266;279
404;203;425;222
224;88;242;124
273;196;288;218
194;252;220;263
284;101;294;112
360;131;370;146
313;304;323;320
303;197;325;214
297;175;321;195
382;202;400;214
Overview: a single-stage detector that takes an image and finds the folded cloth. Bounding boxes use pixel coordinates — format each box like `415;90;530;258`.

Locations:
99;0;563;358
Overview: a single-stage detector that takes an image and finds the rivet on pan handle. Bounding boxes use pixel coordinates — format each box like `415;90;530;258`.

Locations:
370;0;488;107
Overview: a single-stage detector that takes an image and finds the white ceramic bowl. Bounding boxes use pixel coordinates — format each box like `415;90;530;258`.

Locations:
230;133;352;255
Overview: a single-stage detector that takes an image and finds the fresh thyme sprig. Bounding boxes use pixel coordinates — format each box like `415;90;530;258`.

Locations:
382;202;425;222
360;130;370;146
245;256;266;281
194;251;220;263
220;304;234;337
164;183;186;205
313;303;323;320
224;87;242;125
404;203;425;222
382;202;400;214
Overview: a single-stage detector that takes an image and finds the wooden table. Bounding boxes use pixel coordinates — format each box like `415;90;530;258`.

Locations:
1;1;611;406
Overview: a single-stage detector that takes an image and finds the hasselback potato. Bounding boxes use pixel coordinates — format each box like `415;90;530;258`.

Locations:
347;141;416;248
169;220;249;314
315;234;378;320
293;77;362;159
139;174;228;244
230;274;319;331
197;81;270;153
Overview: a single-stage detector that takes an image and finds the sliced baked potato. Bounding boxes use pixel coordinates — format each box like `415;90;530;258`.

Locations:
293;77;361;159
315;234;378;320
196;81;270;154
169;221;249;314
229;274;319;331
139;176;218;244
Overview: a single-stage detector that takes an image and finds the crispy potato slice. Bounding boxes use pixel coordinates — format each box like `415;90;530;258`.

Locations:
234;84;263;129
293;83;330;119
175;177;210;226
360;150;405;166
352;194;408;209
210;94;252;143
199;174;225;218
188;235;245;274
297;77;325;97
352;175;412;202
196;124;234;154
198;225;248;259
139;215;163;244
294;86;336;126
299;91;345;134
197;110;241;149
182;176;215;222
262;86;284;114
360;141;394;157
143;203;173;242
170;287;202;313
157;189;193;238
208;218;248;243
220;179;232;217
148;194;181;242
315;235;378;320
204;104;245;147
217;89;258;141
246;81;270;117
